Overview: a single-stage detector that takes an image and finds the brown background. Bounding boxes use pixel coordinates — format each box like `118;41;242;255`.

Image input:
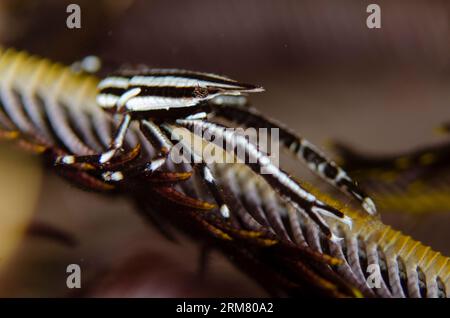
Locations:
0;0;448;296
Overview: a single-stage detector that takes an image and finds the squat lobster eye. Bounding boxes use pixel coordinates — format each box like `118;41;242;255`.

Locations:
193;86;210;98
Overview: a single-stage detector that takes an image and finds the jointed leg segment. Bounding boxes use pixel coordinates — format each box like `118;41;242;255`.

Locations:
56;113;132;167
211;103;377;216
175;118;352;240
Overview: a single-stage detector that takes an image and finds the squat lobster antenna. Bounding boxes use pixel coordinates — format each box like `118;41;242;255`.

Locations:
220;82;265;94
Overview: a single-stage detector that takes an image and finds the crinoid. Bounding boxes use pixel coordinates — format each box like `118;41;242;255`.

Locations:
332;134;450;215
0;47;447;297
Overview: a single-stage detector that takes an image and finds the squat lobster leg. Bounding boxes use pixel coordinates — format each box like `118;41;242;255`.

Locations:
160;123;234;219
211;102;377;216
56;113;133;166
99;113;132;163
100;119;173;181
175;118;352;241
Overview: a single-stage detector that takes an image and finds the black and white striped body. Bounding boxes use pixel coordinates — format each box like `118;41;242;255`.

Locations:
96;69;264;116
58;67;358;240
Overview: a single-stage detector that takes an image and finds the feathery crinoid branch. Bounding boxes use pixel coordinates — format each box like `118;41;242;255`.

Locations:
332;137;450;215
212;163;449;297
0;47;447;297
